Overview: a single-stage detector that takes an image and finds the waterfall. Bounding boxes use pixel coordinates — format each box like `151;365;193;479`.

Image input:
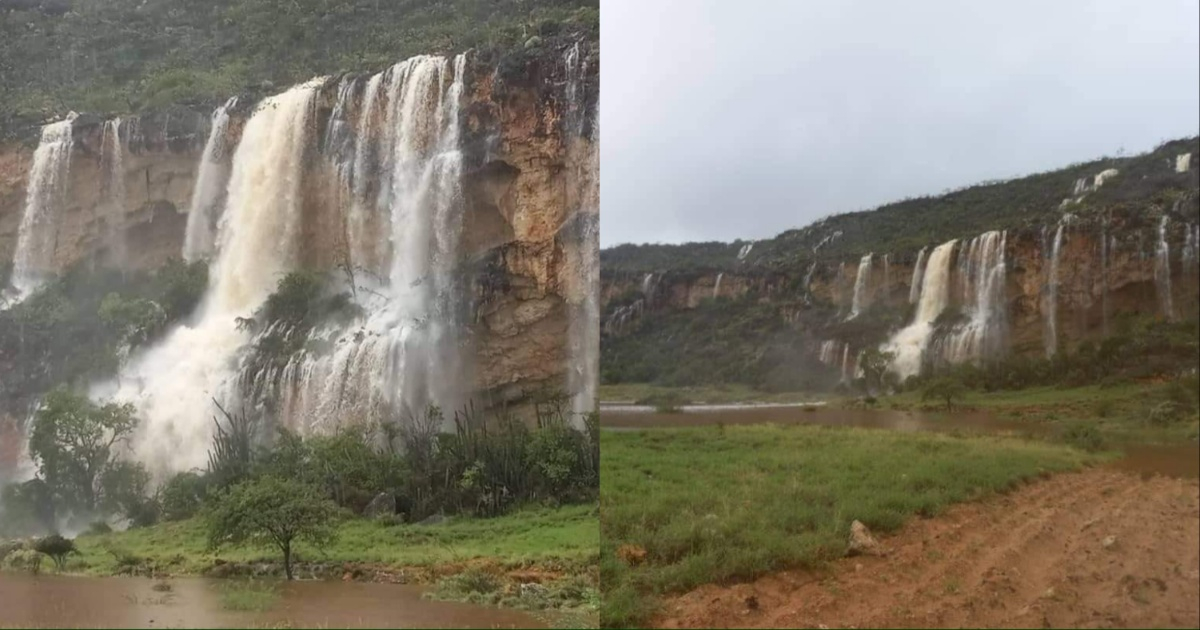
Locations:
936;231;1007;365
562;41;598;418
848;253;872;318
260;54;471;434
1044;221;1066;357
1101;217;1110;335
882;253;890;297
1177;153;1192;173
100;118;128;267
183;97;238;262
841;343;851;383
1154;215;1174;320
1183;222;1199;276
908;247;927;304
737;243;754;260
819;340;839;366
112;81;323;475
9;114;77;299
884;240;957;378
712;273;723;299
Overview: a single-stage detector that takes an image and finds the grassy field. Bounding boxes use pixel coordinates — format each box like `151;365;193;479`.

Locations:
69;504;598;577
599;424;1105;627
599;383;823;406
883;381;1200;445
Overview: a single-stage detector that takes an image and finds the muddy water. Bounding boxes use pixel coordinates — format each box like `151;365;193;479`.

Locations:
0;573;543;629
601;404;1200;479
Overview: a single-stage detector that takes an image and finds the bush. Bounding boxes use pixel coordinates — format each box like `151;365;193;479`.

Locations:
1060;423;1105;452
159;472;208;521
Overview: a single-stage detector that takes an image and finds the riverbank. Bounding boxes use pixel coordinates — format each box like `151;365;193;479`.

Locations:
4;504;599;625
880;381;1200;446
599;424;1106;628
598;383;821;406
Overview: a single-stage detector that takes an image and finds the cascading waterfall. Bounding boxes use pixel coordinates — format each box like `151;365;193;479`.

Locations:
884;240;957;378
111;81;322;475
9;114;77;299
818;340;840;366
1154;215;1174;320
183;97;238;262
712;273;723;299
1177;153;1192;173
935;231;1007;365
257;54;472;435
908;247;927;304
100;118;128;267
737;243;754;260
848;253;872;318
1044;221;1066;357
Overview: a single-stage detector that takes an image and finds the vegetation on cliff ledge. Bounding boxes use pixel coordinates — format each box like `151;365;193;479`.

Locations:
0;0;599;139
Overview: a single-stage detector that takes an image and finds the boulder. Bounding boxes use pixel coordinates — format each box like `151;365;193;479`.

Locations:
848;520;884;556
363;492;396;518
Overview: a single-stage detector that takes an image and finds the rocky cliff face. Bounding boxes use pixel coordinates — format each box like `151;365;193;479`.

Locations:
602;157;1199;381
0;43;598;465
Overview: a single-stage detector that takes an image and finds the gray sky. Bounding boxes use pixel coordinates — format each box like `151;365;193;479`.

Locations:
599;0;1200;247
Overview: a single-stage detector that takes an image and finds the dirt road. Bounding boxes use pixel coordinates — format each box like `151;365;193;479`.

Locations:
655;469;1200;629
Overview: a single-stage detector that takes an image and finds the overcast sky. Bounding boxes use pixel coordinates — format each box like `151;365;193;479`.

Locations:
599;0;1200;247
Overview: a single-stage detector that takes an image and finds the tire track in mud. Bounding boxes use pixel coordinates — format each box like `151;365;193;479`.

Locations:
655;469;1200;629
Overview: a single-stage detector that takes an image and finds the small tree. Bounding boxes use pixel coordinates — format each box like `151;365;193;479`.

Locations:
857;348;896;395
206;476;338;580
34;534;76;571
921;376;967;411
29;388;138;512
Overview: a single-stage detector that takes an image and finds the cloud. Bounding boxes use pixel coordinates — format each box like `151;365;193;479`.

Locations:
600;0;1200;246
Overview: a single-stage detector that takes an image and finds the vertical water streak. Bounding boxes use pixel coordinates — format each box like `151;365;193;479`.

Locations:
562;42;598;418
183;97;238;262
1045;221;1066;357
1177;153;1192;173
1154;215;1174;320
1101;217;1110;335
100;118;128;268
908;247;927;304
9;114;77;298
712;273;723;300
848;253;872;318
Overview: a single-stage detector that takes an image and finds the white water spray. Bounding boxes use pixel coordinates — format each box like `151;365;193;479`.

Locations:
114;81;322;475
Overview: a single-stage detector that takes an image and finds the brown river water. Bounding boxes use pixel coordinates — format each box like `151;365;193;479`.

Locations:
0;573;544;629
600;403;1200;479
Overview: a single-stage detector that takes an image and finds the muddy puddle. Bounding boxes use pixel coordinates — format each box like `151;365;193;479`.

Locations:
601;403;1199;479
0;573;543;629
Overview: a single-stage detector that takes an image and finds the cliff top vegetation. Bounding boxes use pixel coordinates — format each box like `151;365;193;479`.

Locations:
0;0;599;140
601;136;1200;275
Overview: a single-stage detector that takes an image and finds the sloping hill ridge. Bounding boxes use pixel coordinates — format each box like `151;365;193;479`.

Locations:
600;137;1199;391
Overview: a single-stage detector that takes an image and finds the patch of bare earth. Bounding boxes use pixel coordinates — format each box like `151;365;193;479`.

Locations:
655;470;1200;629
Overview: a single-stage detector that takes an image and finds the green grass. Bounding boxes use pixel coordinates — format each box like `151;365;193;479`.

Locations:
886;382;1200;445
599;424;1105;628
70;504;598;577
599;383;822;405
218;579;280;612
